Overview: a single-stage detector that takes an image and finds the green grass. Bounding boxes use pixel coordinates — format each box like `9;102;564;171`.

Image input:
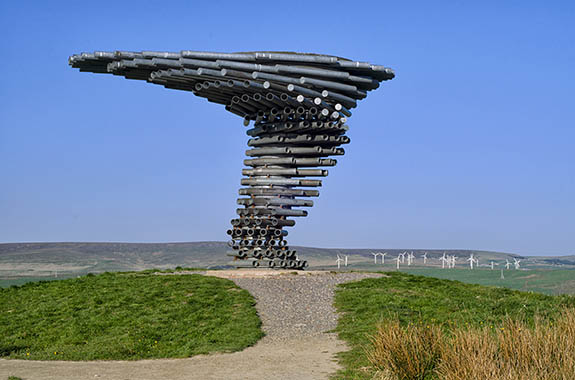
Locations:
0;271;263;360
0;276;71;288
402;267;575;295
0;268;206;289
333;271;575;380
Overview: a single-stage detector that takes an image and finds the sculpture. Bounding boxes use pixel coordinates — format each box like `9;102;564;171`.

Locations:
69;50;394;269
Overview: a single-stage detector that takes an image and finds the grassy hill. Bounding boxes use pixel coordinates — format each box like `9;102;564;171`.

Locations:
0;271;262;360
333;272;575;380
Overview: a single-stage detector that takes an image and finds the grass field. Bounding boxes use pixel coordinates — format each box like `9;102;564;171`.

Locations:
333;271;575;380
0;271;263;360
0;275;84;288
402;267;575;295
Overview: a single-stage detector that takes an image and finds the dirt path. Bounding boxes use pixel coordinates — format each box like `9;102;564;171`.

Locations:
0;270;379;380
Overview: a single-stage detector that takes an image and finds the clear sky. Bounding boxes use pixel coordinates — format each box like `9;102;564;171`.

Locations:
1;1;573;256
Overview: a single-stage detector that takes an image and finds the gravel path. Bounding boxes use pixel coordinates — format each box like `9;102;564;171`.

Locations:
229;272;381;341
0;270;381;380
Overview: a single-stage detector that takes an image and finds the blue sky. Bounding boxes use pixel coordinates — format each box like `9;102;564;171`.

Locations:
1;1;573;255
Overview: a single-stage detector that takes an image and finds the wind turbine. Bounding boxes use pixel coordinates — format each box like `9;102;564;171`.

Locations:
336;255;344;269
422;252;428;265
394;255;401;269
400;252;406;264
381;252;387;265
505;259;511;270
440;252;448;269
451;255;458;269
513;258;521;270
490;261;498;270
407;252;415;266
467;254;478;269
344;255;349;267
372;252;379;264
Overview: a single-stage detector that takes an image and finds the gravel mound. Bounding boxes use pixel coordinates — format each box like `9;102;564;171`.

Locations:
229;272;382;341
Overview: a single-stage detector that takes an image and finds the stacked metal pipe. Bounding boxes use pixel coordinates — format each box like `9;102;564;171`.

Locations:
69;50;394;269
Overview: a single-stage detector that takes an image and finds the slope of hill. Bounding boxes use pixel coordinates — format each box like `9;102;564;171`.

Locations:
333;272;575;380
1;242;573;288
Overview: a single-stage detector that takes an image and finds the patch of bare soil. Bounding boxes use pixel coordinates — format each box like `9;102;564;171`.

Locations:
0;336;344;380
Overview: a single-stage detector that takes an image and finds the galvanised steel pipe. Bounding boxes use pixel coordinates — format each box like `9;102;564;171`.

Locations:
242;168;328;177
69;49;394;269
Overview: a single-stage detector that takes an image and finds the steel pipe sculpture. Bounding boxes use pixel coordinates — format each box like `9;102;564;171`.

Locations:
69;50;394;270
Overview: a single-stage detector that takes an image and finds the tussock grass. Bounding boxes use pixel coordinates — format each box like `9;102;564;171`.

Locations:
0;271;263;360
369;309;575;380
334;272;575;379
367;321;442;380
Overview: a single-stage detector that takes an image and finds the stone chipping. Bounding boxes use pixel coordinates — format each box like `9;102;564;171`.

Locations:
225;271;383;341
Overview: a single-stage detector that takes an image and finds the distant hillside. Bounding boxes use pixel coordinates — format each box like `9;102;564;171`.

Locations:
1;242;574;280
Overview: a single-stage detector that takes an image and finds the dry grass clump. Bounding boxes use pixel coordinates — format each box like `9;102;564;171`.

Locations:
367;321;442;380
368;308;575;380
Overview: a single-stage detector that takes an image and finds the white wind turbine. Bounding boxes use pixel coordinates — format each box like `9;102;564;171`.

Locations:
336;255;344;269
407;252;415;266
440;252;448;269
394;255;401;269
422;252;428;265
450;255;458;269
371;252;386;265
513;258;521;270
490;261;498;270
467;253;478;269
400;252;406;264
505;259;511;270
344;255;349;267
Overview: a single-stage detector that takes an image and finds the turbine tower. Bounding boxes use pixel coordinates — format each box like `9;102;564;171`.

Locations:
381;252;388;265
406;252;414;266
336;255;344;269
467;253;478;269
513;258;521;270
400;252;406;264
69;50;394;270
371;252;387;265
450;255;457;269
440;252;448;269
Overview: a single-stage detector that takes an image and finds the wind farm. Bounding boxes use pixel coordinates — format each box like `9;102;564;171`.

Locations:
2;242;574;295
